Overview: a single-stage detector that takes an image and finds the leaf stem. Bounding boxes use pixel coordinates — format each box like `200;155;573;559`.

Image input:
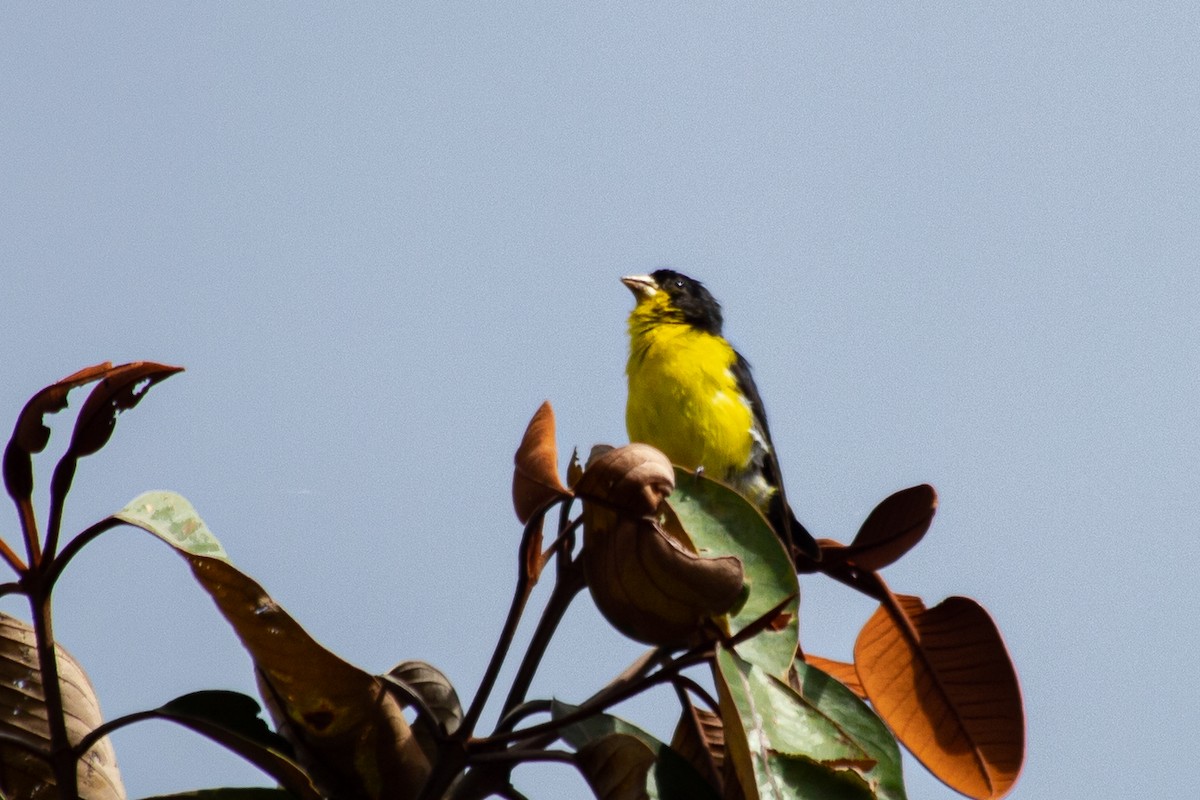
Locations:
16;498;40;568
460;498;562;738
72;710;160;759
498;554;585;717
26;586;78;799
42;517;123;591
0;536;27;575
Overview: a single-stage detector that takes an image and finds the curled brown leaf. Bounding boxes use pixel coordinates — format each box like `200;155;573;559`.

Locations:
582;507;743;647
575;443;674;517
512;401;570;524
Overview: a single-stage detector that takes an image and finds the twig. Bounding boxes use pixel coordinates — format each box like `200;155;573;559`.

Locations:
43;517;123;590
460;495;565;737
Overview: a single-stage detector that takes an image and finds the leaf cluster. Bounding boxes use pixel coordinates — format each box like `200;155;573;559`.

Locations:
0;368;1024;800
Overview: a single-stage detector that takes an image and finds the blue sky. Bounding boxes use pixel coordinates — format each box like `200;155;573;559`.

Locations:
3;4;1198;798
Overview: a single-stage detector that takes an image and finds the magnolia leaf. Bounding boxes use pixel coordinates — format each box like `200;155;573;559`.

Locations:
792;659;906;800
824;486;937;572
666;471;800;677
801;655;865;699
552;701;719;800
714;646;877;800
575;443;675;517
113;492;430;800
0;613;125;800
855;595;1024;799
3;363;115;502
512;401;570;523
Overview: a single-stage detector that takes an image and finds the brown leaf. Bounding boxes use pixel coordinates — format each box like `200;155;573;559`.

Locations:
387;660;462;737
0;612;125;800
188;557;430;800
566;447;584;488
512;401;569;523
854;594;1024;799
575;733;656;800
67;362;184;459
582;509;743;647
825;485;937;571
802;655;866;699
3;363;115;502
670;701;727;793
575;443;674;517
386;660;462;766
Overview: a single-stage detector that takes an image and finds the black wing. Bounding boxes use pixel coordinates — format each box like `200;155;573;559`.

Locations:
731;352;821;562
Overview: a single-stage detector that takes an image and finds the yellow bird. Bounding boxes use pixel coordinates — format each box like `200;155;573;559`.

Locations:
622;270;820;562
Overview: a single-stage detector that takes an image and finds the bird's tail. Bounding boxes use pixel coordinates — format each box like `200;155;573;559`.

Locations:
786;508;822;565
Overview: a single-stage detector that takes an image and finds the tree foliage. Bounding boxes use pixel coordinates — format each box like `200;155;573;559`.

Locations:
0;365;1024;800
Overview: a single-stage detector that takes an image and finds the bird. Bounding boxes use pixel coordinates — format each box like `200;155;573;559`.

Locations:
621;269;821;563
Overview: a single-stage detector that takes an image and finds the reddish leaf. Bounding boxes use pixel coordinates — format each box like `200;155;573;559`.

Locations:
825;485;937;571
67;362;184;459
512;402;569;523
3;363;115;502
803;655;866;699
854;595;1024;799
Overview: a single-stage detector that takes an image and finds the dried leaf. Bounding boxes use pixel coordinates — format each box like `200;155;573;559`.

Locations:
855;595;1024;799
387;661;462;737
826;486;937;571
802;655;866;699
0;613;125;800
114;492;430;800
582;511;743;647
575;443;675;517
512;402;569;523
3;363;115;502
576;733;657;800
566;448;584;488
670;701;726;792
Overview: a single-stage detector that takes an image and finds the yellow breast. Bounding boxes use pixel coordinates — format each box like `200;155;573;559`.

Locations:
625;319;756;480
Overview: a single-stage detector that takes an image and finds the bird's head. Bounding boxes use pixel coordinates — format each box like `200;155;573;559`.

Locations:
621;269;723;335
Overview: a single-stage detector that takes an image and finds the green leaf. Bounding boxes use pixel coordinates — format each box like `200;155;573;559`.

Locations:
714;647;878;800
115;491;229;560
793;660;906;800
552;701;720;800
666;470;799;676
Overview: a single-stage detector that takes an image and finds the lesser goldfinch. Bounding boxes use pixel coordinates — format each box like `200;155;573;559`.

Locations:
622;269;820;563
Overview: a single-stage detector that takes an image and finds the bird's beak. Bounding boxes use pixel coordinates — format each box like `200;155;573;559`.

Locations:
621;274;658;301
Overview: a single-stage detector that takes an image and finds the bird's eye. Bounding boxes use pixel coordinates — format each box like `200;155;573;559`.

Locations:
673;278;685;289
